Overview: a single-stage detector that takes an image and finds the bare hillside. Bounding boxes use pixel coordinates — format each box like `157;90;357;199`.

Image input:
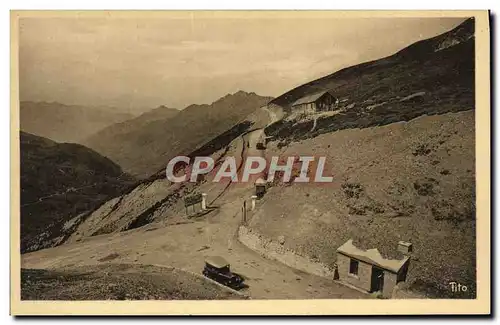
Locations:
83;105;179;155
242;18;476;298
20;18;477;301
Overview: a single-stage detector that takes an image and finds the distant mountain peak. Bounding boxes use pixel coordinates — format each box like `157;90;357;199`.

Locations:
271;17;475;109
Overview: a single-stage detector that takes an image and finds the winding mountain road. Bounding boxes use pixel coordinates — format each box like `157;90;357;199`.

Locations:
21;104;366;300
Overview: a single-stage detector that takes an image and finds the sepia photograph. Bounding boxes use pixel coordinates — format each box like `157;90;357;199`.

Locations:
10;10;490;315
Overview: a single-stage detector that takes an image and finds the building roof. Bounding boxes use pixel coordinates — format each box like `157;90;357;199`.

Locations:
205;256;229;269
337;239;410;273
291;90;334;106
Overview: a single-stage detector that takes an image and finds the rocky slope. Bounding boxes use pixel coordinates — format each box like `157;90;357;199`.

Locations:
83;105;179;155
20;101;134;143
20;132;135;253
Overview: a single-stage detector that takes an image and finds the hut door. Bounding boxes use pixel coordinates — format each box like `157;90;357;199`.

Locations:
371;266;384;292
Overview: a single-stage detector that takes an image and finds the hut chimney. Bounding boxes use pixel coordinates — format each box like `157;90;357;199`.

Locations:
201;193;207;210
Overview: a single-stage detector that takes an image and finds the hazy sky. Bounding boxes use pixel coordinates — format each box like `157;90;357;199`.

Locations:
19;13;465;111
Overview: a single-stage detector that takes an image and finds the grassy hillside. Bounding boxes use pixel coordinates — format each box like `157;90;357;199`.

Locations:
266;18;474;142
20;132;135;253
83;105;179;151
20;101;134;143
84;91;272;178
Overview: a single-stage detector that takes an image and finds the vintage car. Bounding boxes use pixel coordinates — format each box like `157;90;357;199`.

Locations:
202;256;245;290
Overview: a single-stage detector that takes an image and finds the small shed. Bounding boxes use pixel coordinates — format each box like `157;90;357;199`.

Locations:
291;90;338;114
336;239;410;298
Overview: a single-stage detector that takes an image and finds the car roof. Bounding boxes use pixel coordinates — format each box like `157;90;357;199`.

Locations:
205;256;229;268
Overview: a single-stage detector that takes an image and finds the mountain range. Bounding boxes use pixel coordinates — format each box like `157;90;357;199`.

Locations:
20;131;135;253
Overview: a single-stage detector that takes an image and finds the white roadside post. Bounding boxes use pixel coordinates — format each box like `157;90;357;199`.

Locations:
251;195;257;211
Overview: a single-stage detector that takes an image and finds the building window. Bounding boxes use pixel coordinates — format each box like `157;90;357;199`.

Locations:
349;259;359;276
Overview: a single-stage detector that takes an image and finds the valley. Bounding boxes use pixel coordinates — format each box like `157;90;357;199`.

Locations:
21;105;366;299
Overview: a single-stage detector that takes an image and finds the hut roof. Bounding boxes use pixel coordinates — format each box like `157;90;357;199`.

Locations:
337;239;409;273
292;90;334;106
205;256;229;269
